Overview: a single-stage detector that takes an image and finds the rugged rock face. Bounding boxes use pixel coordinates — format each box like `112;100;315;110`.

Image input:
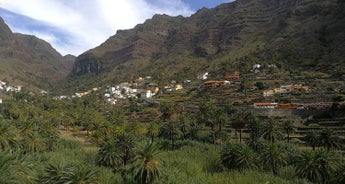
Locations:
71;0;344;84
72;14;185;77
0;17;74;90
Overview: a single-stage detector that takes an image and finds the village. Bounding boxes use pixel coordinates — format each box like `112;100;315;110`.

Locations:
0;63;343;111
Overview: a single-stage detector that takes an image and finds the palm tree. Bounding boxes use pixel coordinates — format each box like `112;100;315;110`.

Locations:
261;119;283;143
221;142;257;171
0;119;19;149
281;120;295;143
246;137;265;153
261;143;286;175
214;108;228;131
198;97;216;130
318;128;342;151
62;165;99;184
159;102;176;121
304;130;319;150
178;115;190;140
22;132;46;152
0;150;34;183
130;142;161;184
333;161;345;184
147;121;160;142
98;121;112;138
160;121;181;150
111;124;126;138
39;163;99;184
246;115;261;139
117;134;135;166
231;111;247;142
39;121;59;151
96;138;123;169
39;163;68;183
295;148;340;183
188;116;199;140
206;109;217;131
129;122;146;137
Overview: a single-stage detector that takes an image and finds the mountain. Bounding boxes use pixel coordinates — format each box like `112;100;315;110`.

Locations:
0;17;74;91
70;0;344;88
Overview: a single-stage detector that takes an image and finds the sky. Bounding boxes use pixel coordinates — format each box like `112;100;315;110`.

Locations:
0;0;233;56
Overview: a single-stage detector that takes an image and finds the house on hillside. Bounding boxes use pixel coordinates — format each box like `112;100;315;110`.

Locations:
140;89;153;99
184;79;191;84
263;90;274;97
40;90;48;95
274;88;280;94
175;84;183;90
204;80;228;88
0;80;6;86
254;102;278;109
16;86;22;91
252;64;261;73
0;99;2;104
226;71;240;81
198;72;209;80
280;85;292;95
6;86;15;92
293;84;309;91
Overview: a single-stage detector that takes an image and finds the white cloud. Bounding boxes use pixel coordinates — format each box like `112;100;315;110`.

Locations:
0;0;193;56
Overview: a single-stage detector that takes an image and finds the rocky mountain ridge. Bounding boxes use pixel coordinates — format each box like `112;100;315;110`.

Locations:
70;0;345;89
0;17;75;91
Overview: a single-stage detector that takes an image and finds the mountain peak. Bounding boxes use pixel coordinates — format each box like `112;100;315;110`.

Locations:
0;17;13;44
0;16;74;91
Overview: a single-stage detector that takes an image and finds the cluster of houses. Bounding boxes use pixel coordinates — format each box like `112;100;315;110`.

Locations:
0;80;23;104
102;76;184;104
103;80;157;105
52;76;185;105
251;63;278;74
263;84;309;97
203;72;241;89
0;80;22;93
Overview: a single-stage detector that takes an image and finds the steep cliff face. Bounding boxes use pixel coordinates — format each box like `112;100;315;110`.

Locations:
72;14;184;77
0;17;74;90
71;0;343;84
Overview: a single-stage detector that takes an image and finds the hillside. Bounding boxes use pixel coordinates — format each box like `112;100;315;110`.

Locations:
68;0;345;90
0;17;74;91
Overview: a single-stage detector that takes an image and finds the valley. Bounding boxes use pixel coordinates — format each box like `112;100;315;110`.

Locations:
0;0;344;183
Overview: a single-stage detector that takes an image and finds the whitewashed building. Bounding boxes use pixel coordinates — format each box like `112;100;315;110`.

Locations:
197;72;209;80
140;90;153;99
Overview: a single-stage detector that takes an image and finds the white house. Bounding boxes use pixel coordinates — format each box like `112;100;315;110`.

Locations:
252;64;261;70
6;86;15;92
184;79;191;83
0;99;2;104
263;90;274;97
280;85;293;95
197;72;209;80
140;90;153;99
0;80;6;86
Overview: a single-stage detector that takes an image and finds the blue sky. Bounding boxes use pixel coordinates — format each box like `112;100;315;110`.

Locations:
0;0;232;56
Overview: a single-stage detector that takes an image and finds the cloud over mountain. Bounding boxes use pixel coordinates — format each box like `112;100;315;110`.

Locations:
0;0;194;55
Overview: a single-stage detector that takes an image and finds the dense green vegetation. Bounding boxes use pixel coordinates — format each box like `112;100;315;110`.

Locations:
0;91;344;183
